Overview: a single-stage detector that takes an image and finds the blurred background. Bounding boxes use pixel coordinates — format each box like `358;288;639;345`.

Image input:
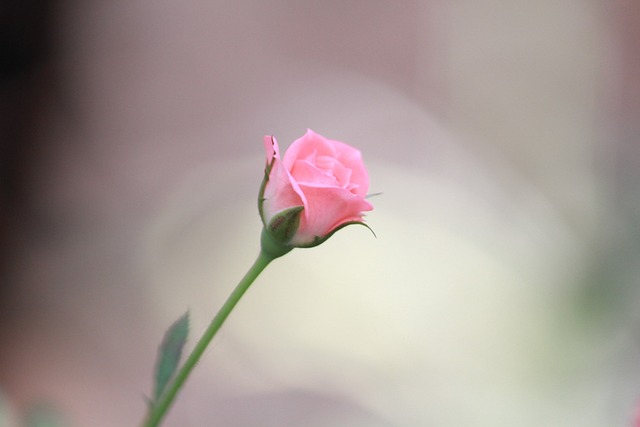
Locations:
1;0;639;426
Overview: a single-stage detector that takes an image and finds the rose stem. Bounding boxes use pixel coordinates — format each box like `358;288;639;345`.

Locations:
142;250;274;427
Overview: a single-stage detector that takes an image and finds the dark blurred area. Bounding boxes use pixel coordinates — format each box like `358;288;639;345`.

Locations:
0;0;55;291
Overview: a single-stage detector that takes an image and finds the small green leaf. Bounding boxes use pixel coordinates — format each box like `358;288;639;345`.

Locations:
0;391;17;427
24;403;68;427
152;312;189;403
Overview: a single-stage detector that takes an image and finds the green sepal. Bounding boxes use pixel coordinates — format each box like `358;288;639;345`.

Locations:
265;206;304;245
257;139;277;226
152;311;189;404
260;227;294;260
297;221;376;249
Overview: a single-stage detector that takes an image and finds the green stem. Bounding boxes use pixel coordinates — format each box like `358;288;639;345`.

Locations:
142;250;275;427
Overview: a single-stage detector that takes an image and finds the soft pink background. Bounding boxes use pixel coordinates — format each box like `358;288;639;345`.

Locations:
1;1;639;426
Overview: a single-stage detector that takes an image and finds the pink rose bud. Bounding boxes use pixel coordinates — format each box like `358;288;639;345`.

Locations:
258;129;373;258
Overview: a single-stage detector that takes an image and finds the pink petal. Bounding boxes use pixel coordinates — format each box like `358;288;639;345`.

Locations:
283;129;335;170
291;184;373;245
263;135;280;163
262;136;306;222
290;159;341;187
314;155;352;188
284;129;369;198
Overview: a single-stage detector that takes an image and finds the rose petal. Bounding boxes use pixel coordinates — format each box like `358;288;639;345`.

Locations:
283;129;335;170
263;135;279;163
262;136;306;222
290;159;340;187
284;129;369;197
314;155;352;188
292;184;373;245
330;145;369;198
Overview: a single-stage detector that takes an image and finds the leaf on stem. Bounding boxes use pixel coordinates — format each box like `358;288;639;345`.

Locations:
152;311;189;404
24;403;68;427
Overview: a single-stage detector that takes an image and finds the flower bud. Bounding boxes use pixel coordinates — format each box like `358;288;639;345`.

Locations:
258;129;373;256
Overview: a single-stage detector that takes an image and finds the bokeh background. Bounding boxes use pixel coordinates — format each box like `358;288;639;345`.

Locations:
1;1;640;426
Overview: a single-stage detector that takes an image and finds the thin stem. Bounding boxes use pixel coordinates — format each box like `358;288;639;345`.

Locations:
142;251;274;427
